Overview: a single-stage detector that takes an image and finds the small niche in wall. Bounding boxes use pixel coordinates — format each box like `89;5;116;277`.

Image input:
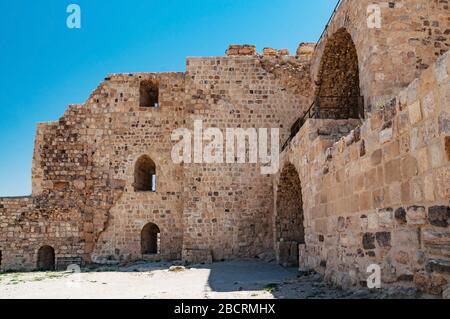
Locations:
139;80;159;108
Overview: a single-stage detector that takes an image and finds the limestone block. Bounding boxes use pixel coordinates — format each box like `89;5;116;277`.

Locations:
394;207;407;225
362;232;375;249
397;113;410;135
378;208;394;228
395;251;409;264
438;112;450;134
226;44;256;56
426;259;450;275
434;167;450;200
393;229;420;248
428;206;450;228
408;101;422;125
435;53;449;83
429;142;445;168
376;231;391;247
262;48;277;56
370;149;382;166
384;158;401;184
416;147;429;173
296;42;315;57
400;155;418;179
411;184;424;205
422;92;436;116
278;49;290;56
422;228;450;254
406;206;426;225
379;128;393;144
407;79;419;105
423;173;435;201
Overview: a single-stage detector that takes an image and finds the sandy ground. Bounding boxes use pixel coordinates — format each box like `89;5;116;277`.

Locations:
0;259;429;299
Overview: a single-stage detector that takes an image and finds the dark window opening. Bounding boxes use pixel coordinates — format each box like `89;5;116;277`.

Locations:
134;155;156;192
141;223;160;254
139;80;159;108
37;245;55;271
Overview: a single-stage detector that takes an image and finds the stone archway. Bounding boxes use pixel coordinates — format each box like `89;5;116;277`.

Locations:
141;223;160;255
37;245;55;271
315;28;363;119
276;163;304;267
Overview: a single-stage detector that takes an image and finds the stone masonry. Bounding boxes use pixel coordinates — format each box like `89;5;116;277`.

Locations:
0;0;449;296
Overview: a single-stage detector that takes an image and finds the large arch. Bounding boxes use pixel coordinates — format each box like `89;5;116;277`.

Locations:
315;28;363;119
134;155;156;192
141;222;160;255
37;245;55;271
275;163;304;267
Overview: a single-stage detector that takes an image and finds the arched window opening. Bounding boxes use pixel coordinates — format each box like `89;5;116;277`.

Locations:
276;163;304;267
315;28;363;119
139;80;159;108
134;155;156;192
37;245;55;271
141;223;160;255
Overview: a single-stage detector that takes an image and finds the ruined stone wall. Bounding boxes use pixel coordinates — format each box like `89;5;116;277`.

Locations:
311;0;450;112
0;196;84;271
0;72;187;270
1;0;448;276
181;54;311;262
0;50;312;269
278;51;450;295
88;72;186;263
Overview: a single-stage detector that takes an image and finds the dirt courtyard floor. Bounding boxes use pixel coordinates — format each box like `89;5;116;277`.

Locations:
0;259;432;299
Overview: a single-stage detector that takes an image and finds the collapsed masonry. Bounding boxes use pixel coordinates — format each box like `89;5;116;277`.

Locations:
0;0;449;296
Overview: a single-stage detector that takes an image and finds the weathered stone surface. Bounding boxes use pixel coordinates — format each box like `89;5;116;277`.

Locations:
394;207;407;225
226;44;256;56
378;208;394;227
428;206;450;228
278;49;290;56
363;233;376;250
422;229;450;254
376;232;392;248
1;0;449;297
296;42;315;57
426;259;450;274
435;53;449;82
406;206;426;225
408;101;422;125
439;112;450;134
262;48;278;56
379;128;393;144
370;149;382;166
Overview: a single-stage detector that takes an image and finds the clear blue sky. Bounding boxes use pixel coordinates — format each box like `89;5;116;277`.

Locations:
0;0;337;196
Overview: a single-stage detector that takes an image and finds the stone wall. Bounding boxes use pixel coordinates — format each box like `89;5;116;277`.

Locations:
181;54;311;262
0;1;448;297
311;0;450;112
0;196;84;271
277;51;450;295
0;51;312;269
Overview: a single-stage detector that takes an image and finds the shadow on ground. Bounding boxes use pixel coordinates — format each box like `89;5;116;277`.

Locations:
204;259;298;293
